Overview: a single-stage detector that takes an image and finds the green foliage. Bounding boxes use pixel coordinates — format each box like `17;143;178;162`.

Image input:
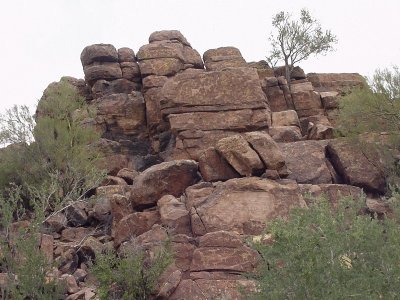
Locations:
337;66;400;137
250;195;400;299
0;188;63;300
91;243;173;300
0;80;104;214
267;8;337;89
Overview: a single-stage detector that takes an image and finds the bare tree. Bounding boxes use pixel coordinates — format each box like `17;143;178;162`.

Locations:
267;8;338;91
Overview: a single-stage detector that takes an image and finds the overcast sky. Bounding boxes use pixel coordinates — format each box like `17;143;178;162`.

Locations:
1;0;399;113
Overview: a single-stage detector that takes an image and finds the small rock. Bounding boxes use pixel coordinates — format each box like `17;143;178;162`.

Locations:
45;213;67;232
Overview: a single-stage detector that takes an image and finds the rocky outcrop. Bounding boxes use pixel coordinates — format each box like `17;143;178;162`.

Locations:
188;178;307;236
29;29;389;300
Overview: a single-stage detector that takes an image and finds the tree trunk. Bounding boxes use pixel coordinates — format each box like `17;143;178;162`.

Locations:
284;58;295;109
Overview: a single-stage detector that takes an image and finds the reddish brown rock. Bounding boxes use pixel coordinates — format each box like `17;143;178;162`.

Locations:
91;78;140;98
203;47;247;71
269;126;302;143
244;131;286;171
113;210;160;247
101;175;128;186
172;235;197;271
320;91;339;109
190;177;306;235
45;213;67;232
292;91;323;118
299;184;363;207
157;268;182;299
149;30;191;46
307;123;334;140
116;168;139;184
327;139;386;194
129;160;199;207
65;203;88;227
274;65;306;80
120;61;141;81
169;279;207;300
139;57;184;77
118;47;136;62
64;274;80;294
261;77;288;112
271;110;300;127
95;92;147;138
216;135;264;176
280;140;333;184
61;227;92;243
83;62;122;85
160;68;268;114
196;279;257;300
157;195;191;234
168;109;270;133
307;73;365;93
80;44;119;66
110;194;133;237
40;234;54;263
198;147;239;182
198;231;243;248
190;246;259;272
142;75;168;90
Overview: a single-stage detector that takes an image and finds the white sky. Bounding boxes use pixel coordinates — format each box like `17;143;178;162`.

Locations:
1;0;399;113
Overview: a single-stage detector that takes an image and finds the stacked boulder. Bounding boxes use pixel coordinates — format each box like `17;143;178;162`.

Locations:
28;30;393;299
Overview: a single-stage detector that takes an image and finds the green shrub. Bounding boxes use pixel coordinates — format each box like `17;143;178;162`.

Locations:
250;194;400;299
91;242;173;300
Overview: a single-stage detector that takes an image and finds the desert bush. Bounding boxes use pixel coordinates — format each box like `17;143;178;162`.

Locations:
91;242;173;300
250;194;400;299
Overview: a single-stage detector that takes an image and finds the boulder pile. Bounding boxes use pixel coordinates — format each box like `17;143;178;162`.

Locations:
18;30;384;299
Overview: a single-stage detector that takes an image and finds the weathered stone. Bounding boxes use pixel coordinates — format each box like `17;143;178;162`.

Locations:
196;279;257;300
274;65;306;80
307;123;334;140
95;92;147;138
216;135;264;176
280;140;333;184
139;58;184;77
64;274;80;294
101;175;128;186
61;227;91;243
307;73;365;93
149;30;191;46
157;195;191;234
271;110;300;127
118;47;136;62
91;78;140;98
190;177;306;235
168;109;270;133
327;139;386;194
161;68;268;114
73;268;88;282
81;44;119;66
116;168;139;184
299;184;363;208
169;279;207;300
203;47;247;71
142;75;168;90
65;203;88;227
83;62;122;85
261;169;281;180
110;194;133;237
120;61;141;81
320;91;339;109
198;231;243;248
96;184;128;198
172;236;197;271
198;147;239;182
45;213;67;232
244;131;286;171
113;210;160;247
58;248;79;274
269;126;302;143
79;236;105;260
292;91;323;117
129;160;199;207
157;268;182;299
40;234;54;263
300;114;332;136
190;245;260;272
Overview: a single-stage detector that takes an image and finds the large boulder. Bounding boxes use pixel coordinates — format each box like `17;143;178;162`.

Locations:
189;177;306;235
216;135;264;177
198;147;239;182
149;30;191;46
244;132;286;172
157;195;191;234
203;47;247;71
307;73;365;93
80;44;119;66
129;160;199;208
160;68;268;114
326;139;386;194
279;140;333;184
190;231;260;273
